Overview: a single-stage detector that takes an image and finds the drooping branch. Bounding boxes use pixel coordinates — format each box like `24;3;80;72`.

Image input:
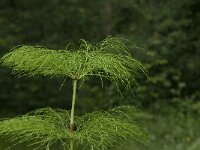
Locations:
1;37;147;89
0;107;147;150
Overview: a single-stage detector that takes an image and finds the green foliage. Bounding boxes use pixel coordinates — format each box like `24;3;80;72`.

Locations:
1;37;146;89
131;0;200;107
0;106;147;150
0;36;147;150
0;0;199;149
0;0;199;111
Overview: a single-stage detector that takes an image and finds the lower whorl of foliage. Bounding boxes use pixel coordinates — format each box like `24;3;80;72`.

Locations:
0;106;147;150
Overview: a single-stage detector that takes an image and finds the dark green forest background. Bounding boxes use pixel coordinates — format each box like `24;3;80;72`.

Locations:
0;0;200;149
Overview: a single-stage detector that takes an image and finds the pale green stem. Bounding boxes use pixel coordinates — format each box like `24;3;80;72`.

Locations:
69;79;77;150
70;141;74;150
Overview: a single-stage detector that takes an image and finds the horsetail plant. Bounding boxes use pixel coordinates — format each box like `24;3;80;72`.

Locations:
0;37;147;150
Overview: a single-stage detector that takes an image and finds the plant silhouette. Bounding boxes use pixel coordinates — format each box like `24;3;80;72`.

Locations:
0;37;147;150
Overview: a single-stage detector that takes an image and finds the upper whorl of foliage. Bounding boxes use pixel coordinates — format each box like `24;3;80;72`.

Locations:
0;106;147;150
1;37;146;89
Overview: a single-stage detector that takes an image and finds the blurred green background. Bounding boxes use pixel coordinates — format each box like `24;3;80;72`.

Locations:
0;0;200;149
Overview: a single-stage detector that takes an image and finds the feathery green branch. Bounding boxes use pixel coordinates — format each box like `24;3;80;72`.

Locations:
1;37;147;89
0;37;148;150
0;106;147;150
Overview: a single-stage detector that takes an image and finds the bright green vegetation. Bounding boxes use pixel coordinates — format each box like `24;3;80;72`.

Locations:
1;106;200;150
1;37;146;89
0;37;147;150
0;107;146;150
0;0;199;149
0;0;199;112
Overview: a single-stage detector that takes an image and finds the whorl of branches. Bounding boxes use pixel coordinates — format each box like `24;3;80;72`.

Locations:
1;37;147;89
0;106;147;150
